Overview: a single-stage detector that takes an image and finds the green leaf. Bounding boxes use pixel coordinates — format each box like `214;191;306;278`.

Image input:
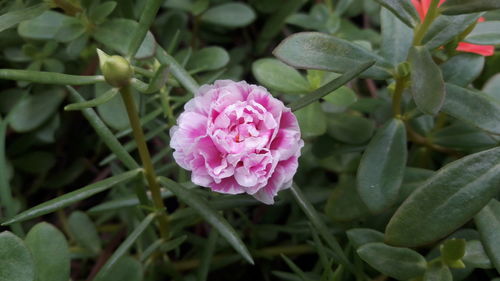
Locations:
440;0;500;15
385;147;500;247
252;58;310;94
295;102;327;138
281;254;314;281
380;8;413;65
357;119;407;213
93;18;156;59
322;86;358;108
373;0;420;27
441;238;466;263
475;199;500;274
2;169;141;225
66;86;139;170
431;122;498;150
17;11;69;40
197;230;218;281
0;69;104;85
423;13;481;49
54;18;85;42
25;223;70;281
12;151;55;174
127;0;162;57
423;261;452;281
409;46;446;115
187;46;230;73
0;3;47;33
94;256;142;281
65;88;119;111
327;113;375;144
68;211;102;255
442;83;500;135
289;60;375;111
95;83;136;131
89;1;117;24
94;214;154;281
0;231;35;281
273;32;390;80
9;88;64;132
156;47;200;95
325;176;370;222
346;228;384;249
463;240;493;269
201;3;256;28
357;242;427;280
483;74;500;101
464;21;500;45
441;53;485;87
158;177;254;265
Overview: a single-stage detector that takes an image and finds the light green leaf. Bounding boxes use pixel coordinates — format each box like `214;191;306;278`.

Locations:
68;211;102;255
17;11;69;40
187;46;230;73
0;3;47;33
385;147;500;247
295;102;327;138
0;231;35;281
464;21;500;45
201;3;256;28
463;240;493;269
89;1;117;24
25;223;70;281
440;0;500;15
475;199;500;274
2;169;141;225
357;119;407;213
273;32;390;80
409;46;445;115
483;74;500;101
442;83;500;135
322;86;358;108
373;0;420;27
158;177;254;265
346;228;384;249
327;113;375;144
357;242;427;280
252;58;310;94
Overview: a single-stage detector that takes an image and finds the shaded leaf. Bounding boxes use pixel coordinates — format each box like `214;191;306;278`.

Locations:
252;58;310;94
373;0;420;27
201;3;256;28
441;53;484;87
68;211;102;254
0;3;47;33
0;231;34;281
475;199;500;274
440;0;500;15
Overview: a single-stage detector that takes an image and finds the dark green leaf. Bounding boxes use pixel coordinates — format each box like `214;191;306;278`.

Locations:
423;13;481;49
464;21;500;45
201;3;256;28
409;46;446;115
431;123;498;150
158;177;254;265
25;223;70;281
373;0;420;27
65;88;119;111
442;83;500;135
346;228;384;249
273;32;390;80
281;254;314;281
94;256;142;281
441;53;484;87
440;0;500;15
357;242;427;280
17;11;69;40
12;151;55;174
463;240;493;269
54;18;85;42
475;199;500;274
2;169;141;225
252;58;310;94
295;102;327;138
483;74;500;101
127;0;162;57
327;113;375;144
68;211;102;255
380;8;413;65
156;47;200;94
187;46;229;73
423;261;452;281
0;3;47;33
357;119;407;213
197;230;218;281
325;176;370;222
385;147;500;247
89;1;117;24
0;231;35;281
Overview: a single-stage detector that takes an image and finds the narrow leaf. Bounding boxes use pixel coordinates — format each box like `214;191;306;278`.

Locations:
156;47;199;94
423;13;481;49
0;3;47;33
127;0;163;57
440;0;500;15
197;230;218;281
385;147;500;247
64;88;119;111
289;60;375;111
281;254;314;281
0;231;35;281
474;199;500;274
201;3;256;28
0;69;104;85
2;169;142;225
374;0;420;27
409;46;446;115
158;177;254;264
357;119;407;213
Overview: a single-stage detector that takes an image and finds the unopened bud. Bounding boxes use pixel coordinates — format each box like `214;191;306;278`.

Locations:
97;49;133;88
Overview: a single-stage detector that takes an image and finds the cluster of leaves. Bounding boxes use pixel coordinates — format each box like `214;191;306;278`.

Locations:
0;0;500;281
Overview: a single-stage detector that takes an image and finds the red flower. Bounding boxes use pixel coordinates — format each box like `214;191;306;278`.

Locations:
411;0;494;56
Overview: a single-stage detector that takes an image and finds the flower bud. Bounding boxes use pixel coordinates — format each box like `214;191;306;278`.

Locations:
440;238;466;269
97;49;133;88
395;62;410;79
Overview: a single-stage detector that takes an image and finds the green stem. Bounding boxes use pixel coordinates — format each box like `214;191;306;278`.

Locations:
392;78;407;117
120;85;169;239
413;0;441;46
159;86;176;127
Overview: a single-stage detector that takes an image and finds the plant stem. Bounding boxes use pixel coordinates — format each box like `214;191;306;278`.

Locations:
392;78;407;117
159;86;176;127
120;85;170;239
413;0;441;45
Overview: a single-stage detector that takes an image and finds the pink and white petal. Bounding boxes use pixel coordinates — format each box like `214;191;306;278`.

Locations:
234;166;259;187
209;177;246;194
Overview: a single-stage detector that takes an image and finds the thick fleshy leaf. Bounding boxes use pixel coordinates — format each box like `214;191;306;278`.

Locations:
346;228;384;249
431;122;498;150
409;46;445;115
475;199;500;274
25;223;70;281
201;3;256;28
440;0;500;15
464;21;500;45
463;240;493;269
442;83;500;135
385;147;500;247
252;58;310;94
357;242;427;280
327;113;375;144
17;11;69;40
373;0;420;27
322;86;358;108
68;211;102;255
483;74;500;101
273;32;391;80
441;53;484;87
423;13;481;50
380;8;413;65
1;169;141;225
357;119;407;213
158;177;254;265
0;3;47;33
295;102;327;138
187;46;229;73
0;231;35;281
423;261;452;281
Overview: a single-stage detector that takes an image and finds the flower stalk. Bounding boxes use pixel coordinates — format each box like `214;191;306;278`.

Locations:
413;0;441;45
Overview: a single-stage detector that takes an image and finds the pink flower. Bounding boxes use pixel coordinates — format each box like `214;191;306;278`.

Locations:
411;0;494;56
170;80;304;204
